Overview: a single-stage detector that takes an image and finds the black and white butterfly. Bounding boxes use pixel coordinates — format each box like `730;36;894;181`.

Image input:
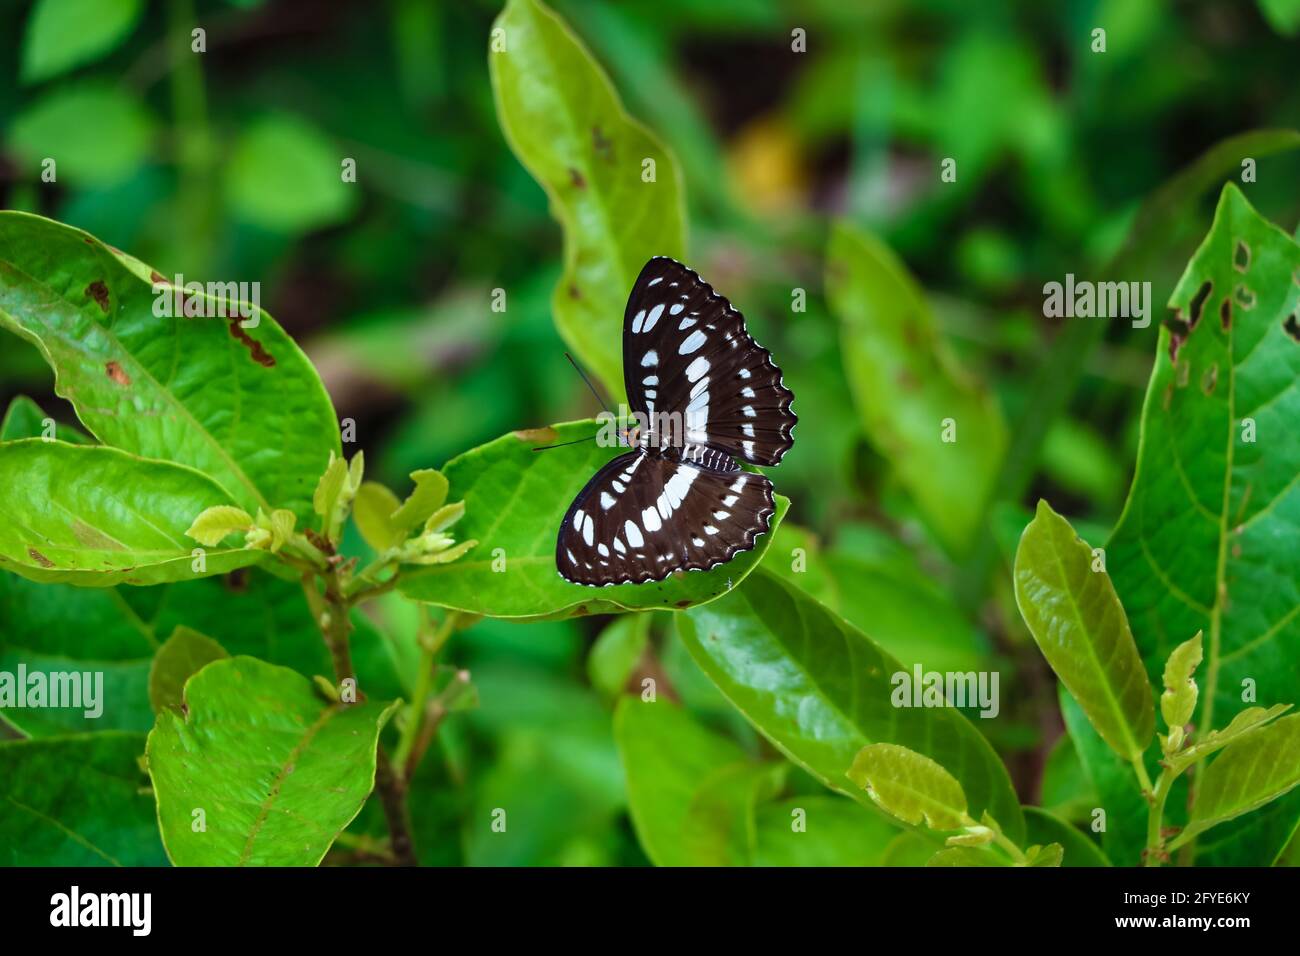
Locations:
556;256;796;587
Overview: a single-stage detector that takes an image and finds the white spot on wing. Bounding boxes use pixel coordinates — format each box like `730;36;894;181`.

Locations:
679;330;707;354
642;303;665;333
624;521;644;548
685;356;710;382
600;491;616;510
641;507;662;532
641;350;658;367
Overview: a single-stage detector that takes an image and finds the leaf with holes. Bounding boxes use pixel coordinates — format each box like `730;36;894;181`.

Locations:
398;422;786;619
0;732;167;866
146;656;399;866
826;220;1007;552
1107;184;1300;864
0;440;263;587
678;568;1024;842
0;212;340;523
489;0;686;401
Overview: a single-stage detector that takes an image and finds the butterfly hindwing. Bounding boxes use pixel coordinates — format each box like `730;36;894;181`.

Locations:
557;450;775;586
622;256;796;466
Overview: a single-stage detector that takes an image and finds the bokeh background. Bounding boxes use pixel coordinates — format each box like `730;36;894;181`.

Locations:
2;0;1299;865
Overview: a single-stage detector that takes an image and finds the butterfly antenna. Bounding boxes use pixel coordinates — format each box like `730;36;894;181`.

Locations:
565;352;614;417
532;433;599;452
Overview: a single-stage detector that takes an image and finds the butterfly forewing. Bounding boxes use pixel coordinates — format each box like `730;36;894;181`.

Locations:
557;450;775;586
622;257;796;466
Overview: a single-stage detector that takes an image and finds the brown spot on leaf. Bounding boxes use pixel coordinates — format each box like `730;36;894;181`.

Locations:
568;283;582;300
227;317;276;367
86;280;110;313
27;548;54;568
1284;314;1300;343
568;167;586;188
1235;284;1256;310
1167;325;1187;364
514;425;558;445
675;599;692;608
1201;363;1218;395
1187;280;1213;330
591;125;613;160
1220;298;1232;330
1234;240;1250;273
150;270;167;285
105;361;131;386
224;567;250;593
574;604;588;616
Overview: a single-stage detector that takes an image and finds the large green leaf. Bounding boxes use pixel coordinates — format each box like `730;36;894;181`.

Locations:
0;732;167;865
21;0;143;84
615;697;782;866
399;422;787;619
489;0;686;400
0;440;262;586
147;656;399;866
825;221;1006;552
1172;714;1300;850
1107;184;1300;863
0;212;341;523
678;568;1024;842
753;796;899;867
148;626;228;713
1014;500;1154;764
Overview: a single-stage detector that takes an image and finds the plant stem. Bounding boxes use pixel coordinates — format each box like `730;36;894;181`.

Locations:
167;0;215;272
1131;754;1154;796
392;611;457;776
1144;770;1175;866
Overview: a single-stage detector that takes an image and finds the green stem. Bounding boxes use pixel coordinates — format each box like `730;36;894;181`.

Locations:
1144;770;1175;866
989;828;1028;866
392;611;457;776
167;0;215;272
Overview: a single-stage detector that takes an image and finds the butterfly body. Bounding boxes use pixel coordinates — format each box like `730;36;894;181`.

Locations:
557;257;795;587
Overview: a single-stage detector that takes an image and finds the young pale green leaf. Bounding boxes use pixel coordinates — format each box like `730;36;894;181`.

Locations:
1165;703;1292;778
147;656;400;866
927;847;1006;867
0;212;341;523
398;422;786;619
1014;500;1154;763
0;732;167;865
1107;184;1300;864
0;394;89;443
615;697;782;866
0;441;263;586
352;481;404;552
679;568;1025;842
1171;714;1300;849
21;0;143;84
1023;806;1111;867
825;221;1006;552
847;743;970;831
148;626;228;713
185;505;255;547
489;0;686;400
423;501;465;534
1161;631;1203;731
1025;843;1065;867
391;468;449;532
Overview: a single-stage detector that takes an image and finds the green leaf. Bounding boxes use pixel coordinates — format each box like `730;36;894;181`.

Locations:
21;0;143;84
753;796;900;866
398;422;786;619
1107;184;1300;863
352;481;404;552
846;743;970;831
148;626;228;713
7;84;154;185
1060;690;1149;865
825;220;1007;552
1160;631;1202;732
489;0;686;400
927;846;1006;867
0;441;262;586
1171;714;1300;849
615;697;782;866
1258;0;1300;35
0;395;88;443
185;505;255;548
0;732;167;865
391;468;449;532
1022;806;1111;867
0;212;341;523
1014;499;1154;763
1025;843;1065;867
147;656;399;866
587;613;650;698
224;114;358;233
1039;733;1099;825
1166;703;1293;779
678;568;1024;842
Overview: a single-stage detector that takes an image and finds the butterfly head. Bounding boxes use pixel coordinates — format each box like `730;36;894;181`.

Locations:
619;423;642;448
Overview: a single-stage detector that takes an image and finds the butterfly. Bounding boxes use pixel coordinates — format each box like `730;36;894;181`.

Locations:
556;256;796;587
